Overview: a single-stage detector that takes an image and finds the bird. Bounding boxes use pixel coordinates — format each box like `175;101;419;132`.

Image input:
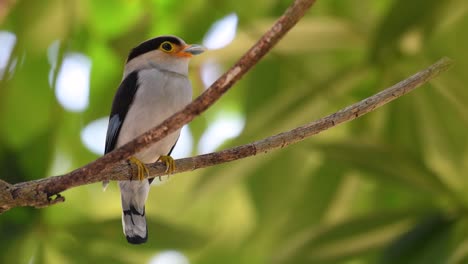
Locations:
103;35;205;244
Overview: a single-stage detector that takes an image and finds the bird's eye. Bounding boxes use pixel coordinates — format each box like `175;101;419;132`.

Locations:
161;41;174;52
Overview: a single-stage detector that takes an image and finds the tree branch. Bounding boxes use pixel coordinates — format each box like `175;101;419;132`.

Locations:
0;0;454;212
0;0;318;213
69;0;317;184
0;57;453;213
68;57;456;179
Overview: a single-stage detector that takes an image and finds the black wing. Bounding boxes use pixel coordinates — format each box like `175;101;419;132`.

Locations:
104;71;139;154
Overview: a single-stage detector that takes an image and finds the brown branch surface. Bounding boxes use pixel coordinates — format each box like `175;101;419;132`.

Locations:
0;57;453;213
0;0;318;213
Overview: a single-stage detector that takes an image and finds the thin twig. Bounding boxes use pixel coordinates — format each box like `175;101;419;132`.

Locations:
0;0;318;212
0;57;453;213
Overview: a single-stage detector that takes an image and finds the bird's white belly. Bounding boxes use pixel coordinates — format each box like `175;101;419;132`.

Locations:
116;69;192;163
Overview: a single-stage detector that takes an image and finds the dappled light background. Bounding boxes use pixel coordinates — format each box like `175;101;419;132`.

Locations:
1;0;468;263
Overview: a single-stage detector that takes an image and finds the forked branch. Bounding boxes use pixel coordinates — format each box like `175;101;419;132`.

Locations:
0;0;318;212
0;0;452;213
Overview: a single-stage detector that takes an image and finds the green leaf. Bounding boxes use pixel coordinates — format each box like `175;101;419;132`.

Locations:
0;208;41;264
193;67;371;195
370;0;445;62
87;0;144;39
66;217;206;250
86;40;121;121
273;210;425;263
0;54;54;150
18;129;55;180
381;213;455;264
312;142;453;198
416;85;468;168
7;0;70;52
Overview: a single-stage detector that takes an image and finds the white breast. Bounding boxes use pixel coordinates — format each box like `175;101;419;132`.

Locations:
116;68;192;163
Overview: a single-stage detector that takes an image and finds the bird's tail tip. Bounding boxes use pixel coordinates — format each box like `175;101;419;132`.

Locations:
126;234;148;244
122;205;148;244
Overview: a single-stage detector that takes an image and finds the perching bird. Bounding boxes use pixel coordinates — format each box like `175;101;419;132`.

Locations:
103;35;205;244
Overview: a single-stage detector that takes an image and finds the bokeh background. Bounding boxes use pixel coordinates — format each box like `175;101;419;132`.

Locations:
1;0;468;263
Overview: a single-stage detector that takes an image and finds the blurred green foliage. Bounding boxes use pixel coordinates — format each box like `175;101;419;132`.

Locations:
1;0;467;263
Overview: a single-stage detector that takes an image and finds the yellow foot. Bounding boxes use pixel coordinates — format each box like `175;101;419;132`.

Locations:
129;157;149;181
157;155;175;181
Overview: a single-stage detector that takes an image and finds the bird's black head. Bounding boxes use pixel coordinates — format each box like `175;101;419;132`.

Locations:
126;36;183;62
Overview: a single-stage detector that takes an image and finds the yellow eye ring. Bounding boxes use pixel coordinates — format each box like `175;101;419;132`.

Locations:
160;41;174;52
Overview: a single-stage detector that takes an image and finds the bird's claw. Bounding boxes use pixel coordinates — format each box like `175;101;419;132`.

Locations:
129;157;149;181
158;155;175;181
